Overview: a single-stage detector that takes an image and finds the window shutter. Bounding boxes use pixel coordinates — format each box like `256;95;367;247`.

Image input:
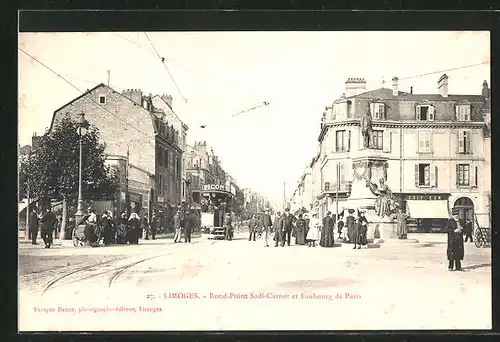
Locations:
427;132;432;152
414;164;419;187
470;165;477;187
416;106;421;120
344;131;350;152
434;166;439;187
331;130;336;152
370;103;375;118
418;132;424;152
383;130;391;152
428;106;435;121
430;165;435;187
456;164;460;186
381;104;386;119
455;105;459;121
458;131;465;153
347;130;351;151
465;131;472;154
340;163;345;183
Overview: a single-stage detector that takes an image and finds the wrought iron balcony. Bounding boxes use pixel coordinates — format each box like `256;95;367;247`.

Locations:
322;181;351;193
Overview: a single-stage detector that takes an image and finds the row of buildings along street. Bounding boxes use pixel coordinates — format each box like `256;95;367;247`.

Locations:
18;84;271;233
288;75;491;233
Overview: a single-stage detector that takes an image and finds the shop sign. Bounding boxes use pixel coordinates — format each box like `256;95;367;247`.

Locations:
203;184;227;191
130;194;141;202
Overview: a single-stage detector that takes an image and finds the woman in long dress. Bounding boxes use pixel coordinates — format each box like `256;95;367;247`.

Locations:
128;213;141;244
294;214;306;245
320;211;335;247
306;213;321;247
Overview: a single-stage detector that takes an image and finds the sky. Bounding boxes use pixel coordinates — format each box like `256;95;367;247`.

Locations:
18;31;490;208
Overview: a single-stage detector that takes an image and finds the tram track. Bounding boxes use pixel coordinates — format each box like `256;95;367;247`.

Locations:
39;235;229;295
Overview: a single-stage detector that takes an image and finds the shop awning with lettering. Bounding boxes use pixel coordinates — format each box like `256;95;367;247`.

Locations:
406;200;450;219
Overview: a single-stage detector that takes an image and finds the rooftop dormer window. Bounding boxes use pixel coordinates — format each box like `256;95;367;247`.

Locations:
370;102;386;120
416;104;435;121
456;104;471;121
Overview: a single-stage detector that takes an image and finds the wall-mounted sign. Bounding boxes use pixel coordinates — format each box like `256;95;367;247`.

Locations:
203;184;227;191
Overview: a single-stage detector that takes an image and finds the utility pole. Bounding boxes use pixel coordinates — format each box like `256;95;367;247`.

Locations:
125;145;130;213
107;70;110;86
25;150;31;240
283;182;286;211
336;162;340;220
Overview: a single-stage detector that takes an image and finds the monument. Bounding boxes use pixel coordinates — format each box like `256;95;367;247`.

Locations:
343;108;398;243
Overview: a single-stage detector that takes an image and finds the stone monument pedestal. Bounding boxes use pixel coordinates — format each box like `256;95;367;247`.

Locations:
344;155;397;243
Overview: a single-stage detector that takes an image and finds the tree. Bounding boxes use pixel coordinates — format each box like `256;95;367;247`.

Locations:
20;117;119;238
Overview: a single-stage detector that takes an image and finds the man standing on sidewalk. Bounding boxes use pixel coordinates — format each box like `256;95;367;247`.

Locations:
281;208;296;247
464;218;473;243
447;213;464;271
260;208;273;247
28;207;39;245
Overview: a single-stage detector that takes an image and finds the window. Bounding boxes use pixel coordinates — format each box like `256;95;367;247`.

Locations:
457;164;470;186
177;156;182;175
415;164;438;187
99;95;106;104
418;131;432;153
165;150;169;167
372;130;383;150
335;130;350;152
370;102;386;119
416;105;435;121
458;130;471;154
456;104;471;121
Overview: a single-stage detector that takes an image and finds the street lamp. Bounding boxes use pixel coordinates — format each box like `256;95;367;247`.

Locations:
75;112;88;225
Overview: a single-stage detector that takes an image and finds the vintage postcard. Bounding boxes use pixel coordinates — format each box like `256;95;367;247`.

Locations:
18;31;491;331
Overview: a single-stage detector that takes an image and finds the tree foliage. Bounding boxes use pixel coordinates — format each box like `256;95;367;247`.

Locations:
19;117;119;206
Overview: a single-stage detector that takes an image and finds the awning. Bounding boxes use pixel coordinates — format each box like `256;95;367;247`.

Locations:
406;200;450;219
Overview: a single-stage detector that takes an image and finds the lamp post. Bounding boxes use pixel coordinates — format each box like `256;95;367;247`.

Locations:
75;112;88;225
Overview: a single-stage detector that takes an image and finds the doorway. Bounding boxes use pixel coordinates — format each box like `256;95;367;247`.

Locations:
452;197;475;228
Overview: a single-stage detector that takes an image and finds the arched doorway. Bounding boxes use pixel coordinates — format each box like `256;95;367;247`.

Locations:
452;197;475;227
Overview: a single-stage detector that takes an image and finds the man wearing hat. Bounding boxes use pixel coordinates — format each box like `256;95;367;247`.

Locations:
280;208;296;247
446;212;465;271
273;211;283;247
260;208;273;247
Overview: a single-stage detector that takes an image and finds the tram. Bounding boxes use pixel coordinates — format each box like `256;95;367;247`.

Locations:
199;184;234;239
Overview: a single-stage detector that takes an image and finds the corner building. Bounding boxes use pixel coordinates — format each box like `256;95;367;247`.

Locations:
310;75;490;232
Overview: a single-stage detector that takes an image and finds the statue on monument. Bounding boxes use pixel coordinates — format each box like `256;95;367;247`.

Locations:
360;108;373;149
366;177;396;217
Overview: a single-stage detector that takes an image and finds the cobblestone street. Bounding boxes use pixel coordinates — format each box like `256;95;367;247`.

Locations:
19;231;491;331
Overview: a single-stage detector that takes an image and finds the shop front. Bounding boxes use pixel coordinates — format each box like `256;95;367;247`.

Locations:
405;194;450;233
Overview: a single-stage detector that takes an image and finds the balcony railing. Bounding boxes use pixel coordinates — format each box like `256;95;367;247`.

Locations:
322;181;351;193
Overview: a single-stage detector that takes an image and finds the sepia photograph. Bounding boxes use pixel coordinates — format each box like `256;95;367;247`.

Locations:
18;30;491;331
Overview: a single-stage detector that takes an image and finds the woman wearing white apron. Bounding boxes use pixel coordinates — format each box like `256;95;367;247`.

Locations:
306;213;321;247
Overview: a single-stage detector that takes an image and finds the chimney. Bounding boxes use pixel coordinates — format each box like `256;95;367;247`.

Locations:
410;86;413;94
482;80;489;98
162;94;173;108
438;74;449;98
392;77;399;96
122;89;143;105
345;78;367;97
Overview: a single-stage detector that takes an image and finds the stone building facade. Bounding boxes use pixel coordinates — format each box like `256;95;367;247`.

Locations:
50;84;183;217
292;75;491;231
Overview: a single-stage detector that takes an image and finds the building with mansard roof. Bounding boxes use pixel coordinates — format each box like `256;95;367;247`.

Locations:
292;74;491;232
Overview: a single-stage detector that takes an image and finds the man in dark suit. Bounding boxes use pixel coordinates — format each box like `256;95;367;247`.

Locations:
28;208;39;245
260;209;273;247
281;208;296;247
40;207;57;248
447;213;465;271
